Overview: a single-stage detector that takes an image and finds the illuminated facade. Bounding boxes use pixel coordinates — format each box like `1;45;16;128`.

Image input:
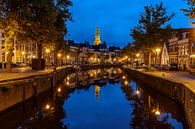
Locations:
67;40;121;65
95;85;100;100
161;43;169;65
168;28;195;71
0;29;37;64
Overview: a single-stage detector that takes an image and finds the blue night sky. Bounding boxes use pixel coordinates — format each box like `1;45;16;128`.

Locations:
67;0;191;47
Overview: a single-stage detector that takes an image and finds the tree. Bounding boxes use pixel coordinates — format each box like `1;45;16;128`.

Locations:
121;43;136;60
53;0;72;65
181;0;195;19
21;0;66;69
0;0;25;72
0;0;72;71
131;2;174;67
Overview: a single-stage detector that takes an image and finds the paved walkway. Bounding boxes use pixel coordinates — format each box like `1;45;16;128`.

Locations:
0;66;66;83
142;71;195;93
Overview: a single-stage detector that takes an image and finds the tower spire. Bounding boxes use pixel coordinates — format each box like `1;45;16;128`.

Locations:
94;26;101;45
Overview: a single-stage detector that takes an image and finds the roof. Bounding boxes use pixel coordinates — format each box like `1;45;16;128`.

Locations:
174;28;194;39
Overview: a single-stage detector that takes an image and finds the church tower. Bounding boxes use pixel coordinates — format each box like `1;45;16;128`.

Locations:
94;27;101;45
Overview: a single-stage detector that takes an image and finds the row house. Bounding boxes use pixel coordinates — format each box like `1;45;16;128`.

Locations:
0;29;37;66
67;41;121;65
0;29;37;64
168;37;178;65
168;28;195;71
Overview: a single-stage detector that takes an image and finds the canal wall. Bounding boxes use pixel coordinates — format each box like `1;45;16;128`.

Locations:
79;64;122;71
122;68;195;129
0;67;74;114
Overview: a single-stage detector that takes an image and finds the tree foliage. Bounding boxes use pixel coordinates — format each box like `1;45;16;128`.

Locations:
181;0;195;19
0;0;72;71
121;43;136;58
131;2;174;51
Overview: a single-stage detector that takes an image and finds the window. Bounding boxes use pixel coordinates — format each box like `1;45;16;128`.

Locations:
192;43;195;53
192;43;195;47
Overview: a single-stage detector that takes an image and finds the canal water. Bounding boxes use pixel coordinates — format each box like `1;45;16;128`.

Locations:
0;68;188;129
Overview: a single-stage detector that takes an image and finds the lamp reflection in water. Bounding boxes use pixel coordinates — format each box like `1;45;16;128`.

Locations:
155;103;161;115
95;85;100;100
45;104;50;110
124;80;128;85
136;84;140;95
152;103;161;116
57;87;61;93
136;90;140;95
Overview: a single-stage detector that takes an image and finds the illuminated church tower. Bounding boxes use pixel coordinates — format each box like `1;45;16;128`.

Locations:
94;27;101;45
95;85;100;100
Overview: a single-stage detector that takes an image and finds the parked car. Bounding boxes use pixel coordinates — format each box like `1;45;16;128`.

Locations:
16;62;27;67
169;63;178;71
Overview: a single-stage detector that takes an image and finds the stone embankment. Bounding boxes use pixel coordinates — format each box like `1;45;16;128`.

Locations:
0;67;74;113
122;67;195;129
79;64;121;70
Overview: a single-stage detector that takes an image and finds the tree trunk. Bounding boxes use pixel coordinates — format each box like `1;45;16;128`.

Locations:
37;43;42;70
6;50;13;72
53;51;57;66
148;51;151;68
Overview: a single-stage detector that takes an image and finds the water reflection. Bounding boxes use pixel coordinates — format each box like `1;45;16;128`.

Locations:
0;68;187;129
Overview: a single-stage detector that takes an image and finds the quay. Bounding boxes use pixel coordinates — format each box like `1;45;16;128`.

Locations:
122;67;195;129
0;66;74;114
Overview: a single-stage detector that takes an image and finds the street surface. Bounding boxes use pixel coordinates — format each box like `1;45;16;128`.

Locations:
143;71;195;93
0;67;64;82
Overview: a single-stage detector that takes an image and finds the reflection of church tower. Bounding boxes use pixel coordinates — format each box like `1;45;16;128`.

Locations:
94;27;101;45
95;85;100;100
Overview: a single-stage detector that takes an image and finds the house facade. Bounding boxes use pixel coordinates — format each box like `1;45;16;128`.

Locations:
167;28;195;71
0;29;37;66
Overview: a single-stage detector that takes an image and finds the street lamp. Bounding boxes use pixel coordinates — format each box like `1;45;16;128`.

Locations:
46;49;50;68
66;55;70;65
58;53;61;58
155;48;161;66
136;54;140;69
46;48;50;53
57;53;62;66
22;51;25;63
125;56;128;64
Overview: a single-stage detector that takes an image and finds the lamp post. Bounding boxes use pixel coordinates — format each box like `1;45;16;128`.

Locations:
66;55;70;65
125;56;128;64
136;53;140;69
22;51;25;63
46;49;50;68
155;48;161;66
57;53;61;67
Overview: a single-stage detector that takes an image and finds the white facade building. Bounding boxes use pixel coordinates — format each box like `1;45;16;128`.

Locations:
0;29;37;65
